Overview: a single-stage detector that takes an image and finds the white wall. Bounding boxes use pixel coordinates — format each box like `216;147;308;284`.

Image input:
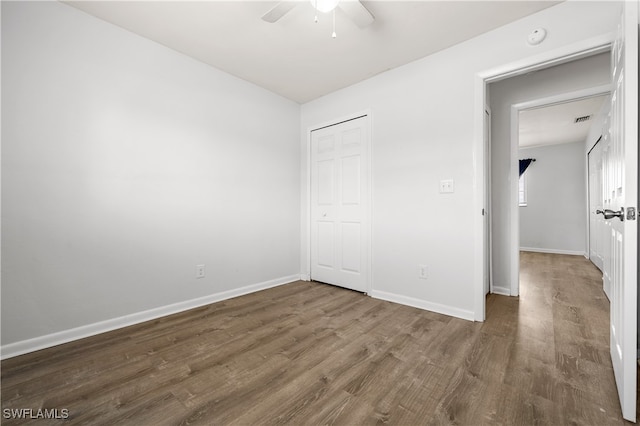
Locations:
1;0;625;356
1;1;300;352
519;142;587;255
489;52;610;291
301;1;619;319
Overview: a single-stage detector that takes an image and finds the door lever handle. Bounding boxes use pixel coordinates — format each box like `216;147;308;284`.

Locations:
603;208;624;221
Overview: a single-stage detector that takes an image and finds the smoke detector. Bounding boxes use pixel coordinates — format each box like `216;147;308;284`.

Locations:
527;28;547;46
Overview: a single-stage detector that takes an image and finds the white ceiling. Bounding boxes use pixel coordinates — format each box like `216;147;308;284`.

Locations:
519;94;609;148
64;0;560;104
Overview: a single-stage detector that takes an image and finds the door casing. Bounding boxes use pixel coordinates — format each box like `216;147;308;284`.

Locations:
508;85;611;296
473;35;614;321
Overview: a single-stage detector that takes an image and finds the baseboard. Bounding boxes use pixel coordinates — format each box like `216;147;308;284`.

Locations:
520;247;586;256
491;286;511;296
1;274;301;360
369;290;474;321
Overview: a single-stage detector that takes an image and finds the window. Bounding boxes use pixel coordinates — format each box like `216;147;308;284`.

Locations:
519;173;527;206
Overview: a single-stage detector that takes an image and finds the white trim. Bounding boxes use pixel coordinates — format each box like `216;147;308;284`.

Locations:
523;139;594;150
474;34;615;322
481;35;613;83
491;286;511;296
473;75;487;321
370;290;474;322
305;109;373;295
0;274;300;360
484;107;494;298
520;247;587;256
511;85;612;110
509;105;520;297
585;139;594;269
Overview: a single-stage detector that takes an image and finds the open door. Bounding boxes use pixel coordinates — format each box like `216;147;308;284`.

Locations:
600;1;638;421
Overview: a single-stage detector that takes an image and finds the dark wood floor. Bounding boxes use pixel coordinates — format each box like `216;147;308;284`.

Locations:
1;252;634;425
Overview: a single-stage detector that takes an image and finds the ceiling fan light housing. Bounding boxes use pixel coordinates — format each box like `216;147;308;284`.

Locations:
311;0;340;14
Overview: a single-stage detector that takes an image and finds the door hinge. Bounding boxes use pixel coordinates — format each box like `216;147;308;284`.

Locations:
627;207;636;221
482;208;485;216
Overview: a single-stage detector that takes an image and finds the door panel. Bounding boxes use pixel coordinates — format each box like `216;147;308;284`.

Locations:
317;160;334;205
604;2;637;421
341;156;361;205
317;222;335;269
317;134;335;154
341;222;361;273
341;127;362;148
311;116;368;292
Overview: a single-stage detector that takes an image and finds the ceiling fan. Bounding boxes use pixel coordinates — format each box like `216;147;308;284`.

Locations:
262;0;375;29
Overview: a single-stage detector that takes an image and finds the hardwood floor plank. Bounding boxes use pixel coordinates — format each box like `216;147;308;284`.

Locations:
428;367;497;426
212;312;403;424
2;253;635;425
492;384;562;426
300;389;356;425
394;358;449;415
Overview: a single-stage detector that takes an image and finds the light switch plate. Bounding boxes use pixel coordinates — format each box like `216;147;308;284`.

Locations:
196;264;205;279
418;265;428;279
440;179;454;193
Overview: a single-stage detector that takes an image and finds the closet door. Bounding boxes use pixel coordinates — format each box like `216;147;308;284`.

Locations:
310;116;368;292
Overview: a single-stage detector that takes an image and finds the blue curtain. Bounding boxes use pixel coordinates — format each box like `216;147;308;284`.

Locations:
519;158;535;176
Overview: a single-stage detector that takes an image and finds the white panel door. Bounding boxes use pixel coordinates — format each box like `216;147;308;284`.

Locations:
588;141;604;272
311;116;368;292
602;2;638;421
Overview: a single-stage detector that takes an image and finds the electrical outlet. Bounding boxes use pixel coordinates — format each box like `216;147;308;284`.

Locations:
439;179;454;193
196;264;205;279
418;265;428;280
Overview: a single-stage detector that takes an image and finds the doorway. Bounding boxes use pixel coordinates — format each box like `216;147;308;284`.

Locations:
486;52;611;300
517;91;610;257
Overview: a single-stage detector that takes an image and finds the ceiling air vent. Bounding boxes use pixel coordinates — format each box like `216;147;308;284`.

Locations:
574;115;592;123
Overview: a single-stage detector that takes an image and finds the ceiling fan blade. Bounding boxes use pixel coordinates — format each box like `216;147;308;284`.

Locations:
261;2;299;23
338;0;375;28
